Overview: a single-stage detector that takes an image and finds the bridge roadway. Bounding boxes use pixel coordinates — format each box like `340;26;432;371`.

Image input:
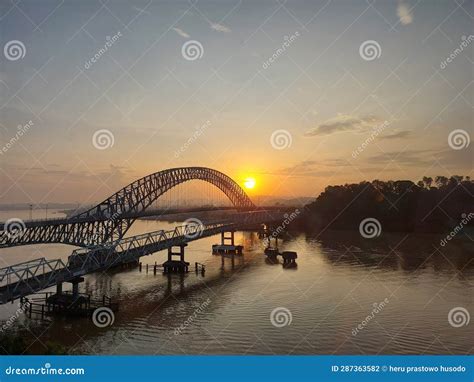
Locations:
0;211;277;304
0;206;288;230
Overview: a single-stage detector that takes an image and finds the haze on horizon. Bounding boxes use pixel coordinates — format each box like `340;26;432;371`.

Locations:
0;0;472;206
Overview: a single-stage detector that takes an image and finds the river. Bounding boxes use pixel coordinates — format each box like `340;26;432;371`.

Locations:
0;209;472;354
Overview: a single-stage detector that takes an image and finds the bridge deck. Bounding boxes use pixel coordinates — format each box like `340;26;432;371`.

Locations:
0;216;273;304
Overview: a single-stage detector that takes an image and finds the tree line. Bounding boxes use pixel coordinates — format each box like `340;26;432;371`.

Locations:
303;176;473;233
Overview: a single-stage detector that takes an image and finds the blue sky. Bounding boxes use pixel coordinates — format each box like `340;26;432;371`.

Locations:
0;0;472;203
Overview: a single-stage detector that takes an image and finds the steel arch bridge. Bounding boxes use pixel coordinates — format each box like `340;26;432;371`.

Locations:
0;167;255;248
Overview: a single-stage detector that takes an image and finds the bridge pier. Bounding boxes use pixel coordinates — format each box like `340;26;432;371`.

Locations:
71;278;83;297
212;230;243;255
54;277;84;298
263;236;280;262
221;231;235;246
281;251;298;268
163;244;189;274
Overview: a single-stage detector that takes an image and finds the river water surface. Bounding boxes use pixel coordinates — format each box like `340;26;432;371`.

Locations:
0;210;472;354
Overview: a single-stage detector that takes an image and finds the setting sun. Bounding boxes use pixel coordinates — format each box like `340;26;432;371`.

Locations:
244;177;256;189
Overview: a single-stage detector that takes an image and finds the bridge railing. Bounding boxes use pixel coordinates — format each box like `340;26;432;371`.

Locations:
66;222;235;272
0;257;70;297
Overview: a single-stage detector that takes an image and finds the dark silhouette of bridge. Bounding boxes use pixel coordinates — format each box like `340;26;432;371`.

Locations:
0;167;256;248
0;167;293;304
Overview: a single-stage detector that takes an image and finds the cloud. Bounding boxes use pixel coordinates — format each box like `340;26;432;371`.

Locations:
263;159;350;177
397;2;413;25
305;114;385;136
210;23;231;33
173;27;190;38
368;149;435;166
379;130;411;140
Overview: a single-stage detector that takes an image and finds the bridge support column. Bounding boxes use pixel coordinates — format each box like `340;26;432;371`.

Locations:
70;277;84;298
212;230;243;256
56;282;63;295
163;244;189;274
263;234;280;262
221;231;235;246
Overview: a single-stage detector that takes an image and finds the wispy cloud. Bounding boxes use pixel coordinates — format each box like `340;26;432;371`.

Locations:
380;130;411;140
305;114;385;136
173;27;190;38
397;1;413;25
262;159;350;177
210;23;231;33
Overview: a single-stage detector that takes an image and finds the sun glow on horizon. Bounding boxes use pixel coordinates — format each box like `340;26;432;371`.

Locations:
244;177;256;189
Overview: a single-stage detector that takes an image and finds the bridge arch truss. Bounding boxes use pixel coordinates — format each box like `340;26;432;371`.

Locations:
0;167;255;248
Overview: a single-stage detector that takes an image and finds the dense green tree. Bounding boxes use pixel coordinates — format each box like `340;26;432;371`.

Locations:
304;176;473;233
